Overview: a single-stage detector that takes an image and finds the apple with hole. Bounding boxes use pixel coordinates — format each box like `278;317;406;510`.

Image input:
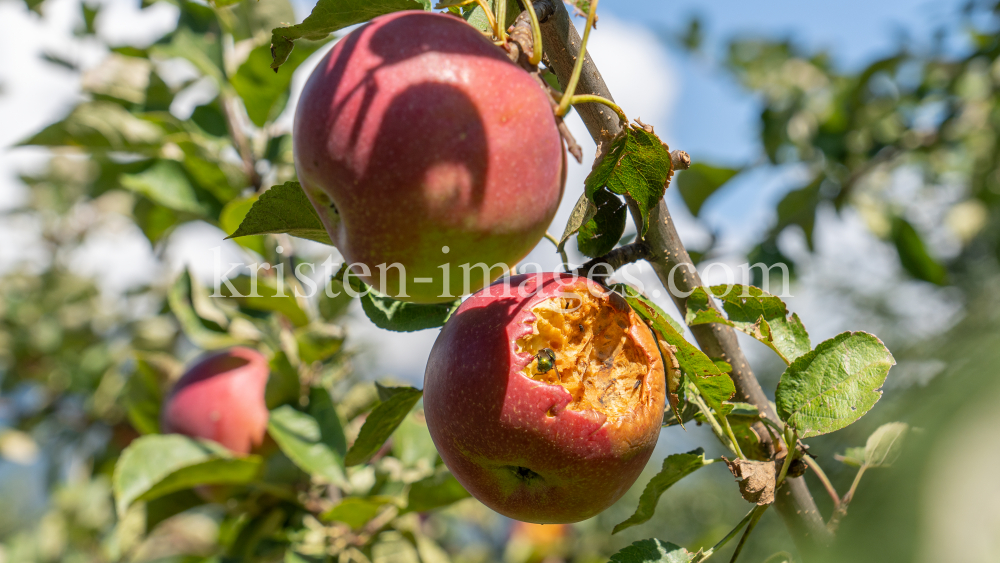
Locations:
294;11;564;304
423;273;666;523
160;346;270;455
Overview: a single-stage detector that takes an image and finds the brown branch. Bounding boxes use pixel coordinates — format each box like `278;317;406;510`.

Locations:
573;241;649;279
539;1;832;555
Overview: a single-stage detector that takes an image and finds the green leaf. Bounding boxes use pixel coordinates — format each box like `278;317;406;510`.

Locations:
775;177;821;250
344;386;423;466
321;496;396;528
318;277;354;321
359;286;460;332
577;187;628;258
168;271;243;350
609;539;696;563
309;387;348;458
226;0;297;42
585;123;672;235
863;422;908;468
892;216;947;285
20;101;163;151
227;181;334;245
233;40;326;128
459;0;519;32
376;383;413;402
121;160;207;216
151;26;224;83
686;285;811;364
265;351;300;409
296;324;344;364
113;434;262;515
615;285;734;412
613;449;712;534
775;332;895;438
123;353;171;435
267;400;347;485
837;446;866;467
270;0;425;70
405;468;470;513
676;163;739;216
220;196;266;256
558;192;597;254
222;276;310;328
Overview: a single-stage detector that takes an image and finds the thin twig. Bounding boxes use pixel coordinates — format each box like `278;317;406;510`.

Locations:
538;1;831;552
568;94;627;125
572;241;649;279
802;455;841;512
543;231;570;268
694;507;757;563
688;383;740;458
728;505;768;563
827;465;866;532
555;0;598;116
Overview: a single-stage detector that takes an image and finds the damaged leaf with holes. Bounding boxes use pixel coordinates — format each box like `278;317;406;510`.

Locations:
585;123;673;236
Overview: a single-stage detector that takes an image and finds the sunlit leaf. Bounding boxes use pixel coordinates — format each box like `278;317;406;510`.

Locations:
615;285;735;412
776;332;895;438
321;496;396;528
270;0;425;70
267;400;347;485
613;449;712;533
405;468;470;513
585;123;672;235
609;538;696;563
19;101;163;151
686;285;811;364
226;181;334;245
233;40;326;128
344;386;423;466
113;434;262;515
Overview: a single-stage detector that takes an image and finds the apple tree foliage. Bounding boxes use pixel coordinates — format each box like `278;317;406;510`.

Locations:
5;0;999;561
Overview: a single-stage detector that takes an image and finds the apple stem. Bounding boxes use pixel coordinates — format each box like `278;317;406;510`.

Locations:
687;382;741;459
555;0;598;117
567;94;628;125
543;231;570;270
521;0;544;65
496;0;508;41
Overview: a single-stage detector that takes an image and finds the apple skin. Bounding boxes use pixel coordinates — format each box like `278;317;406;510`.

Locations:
294;11;564;303
160;347;270;455
423;273;665;523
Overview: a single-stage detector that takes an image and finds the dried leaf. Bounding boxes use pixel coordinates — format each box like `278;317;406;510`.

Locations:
725;458;776;505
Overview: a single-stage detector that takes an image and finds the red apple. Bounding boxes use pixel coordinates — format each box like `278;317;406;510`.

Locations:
423;273;666;523
294;11;564;303
160;347;270;455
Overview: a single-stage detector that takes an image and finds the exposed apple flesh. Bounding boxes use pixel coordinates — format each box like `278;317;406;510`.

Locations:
423;273;665;523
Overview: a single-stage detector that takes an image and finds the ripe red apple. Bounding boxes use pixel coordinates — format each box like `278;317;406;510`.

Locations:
294;11;564;303
423;273;666;523
160;347;270;455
